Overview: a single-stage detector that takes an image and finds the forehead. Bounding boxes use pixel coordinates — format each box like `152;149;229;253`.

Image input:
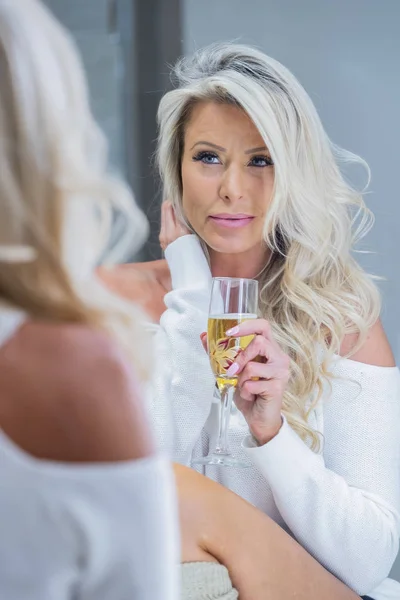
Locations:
184;101;264;145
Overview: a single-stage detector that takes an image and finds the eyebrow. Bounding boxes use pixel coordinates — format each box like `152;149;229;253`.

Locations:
244;146;269;155
190;141;226;152
189;141;269;155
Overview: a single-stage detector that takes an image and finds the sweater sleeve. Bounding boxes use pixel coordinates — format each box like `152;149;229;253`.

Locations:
242;358;400;596
149;235;216;465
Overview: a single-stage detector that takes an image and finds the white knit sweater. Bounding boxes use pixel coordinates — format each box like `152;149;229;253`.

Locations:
149;235;400;600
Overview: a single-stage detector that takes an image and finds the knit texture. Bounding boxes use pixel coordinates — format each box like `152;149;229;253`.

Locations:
181;563;238;600
151;235;400;600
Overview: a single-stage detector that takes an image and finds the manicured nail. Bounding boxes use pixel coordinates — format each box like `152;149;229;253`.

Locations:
226;362;240;376
226;326;239;336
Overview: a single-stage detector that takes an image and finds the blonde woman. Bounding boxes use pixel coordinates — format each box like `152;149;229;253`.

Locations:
102;43;400;600
0;0;179;598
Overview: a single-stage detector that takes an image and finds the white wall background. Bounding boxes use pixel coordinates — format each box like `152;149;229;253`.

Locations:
43;0;124;172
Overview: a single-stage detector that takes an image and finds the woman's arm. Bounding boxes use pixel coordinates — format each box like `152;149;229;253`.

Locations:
240;326;400;596
216;317;400;595
150;234;216;464
175;463;359;600
98;236;215;464
99;203;216;465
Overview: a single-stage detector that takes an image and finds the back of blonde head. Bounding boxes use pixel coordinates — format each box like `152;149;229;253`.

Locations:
157;42;381;448
0;0;150;378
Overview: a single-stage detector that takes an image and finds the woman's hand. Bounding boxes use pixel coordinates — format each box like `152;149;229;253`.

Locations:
200;320;290;445
159;201;191;251
226;319;290;444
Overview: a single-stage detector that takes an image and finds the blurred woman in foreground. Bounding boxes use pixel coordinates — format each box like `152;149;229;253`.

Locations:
0;1;179;598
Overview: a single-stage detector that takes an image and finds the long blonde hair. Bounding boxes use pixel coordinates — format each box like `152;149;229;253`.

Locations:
0;0;150;379
157;42;381;448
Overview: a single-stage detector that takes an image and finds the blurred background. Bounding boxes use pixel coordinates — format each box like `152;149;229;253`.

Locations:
43;0;399;579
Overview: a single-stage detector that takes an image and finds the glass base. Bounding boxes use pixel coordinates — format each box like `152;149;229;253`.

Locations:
192;452;251;468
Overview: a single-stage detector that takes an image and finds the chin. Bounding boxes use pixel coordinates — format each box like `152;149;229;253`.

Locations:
203;234;254;255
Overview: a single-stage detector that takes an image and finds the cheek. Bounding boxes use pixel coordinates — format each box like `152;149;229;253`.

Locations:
246;176;274;237
255;171;275;213
181;162;213;229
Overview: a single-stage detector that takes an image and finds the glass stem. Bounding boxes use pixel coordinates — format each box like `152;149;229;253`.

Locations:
215;385;234;455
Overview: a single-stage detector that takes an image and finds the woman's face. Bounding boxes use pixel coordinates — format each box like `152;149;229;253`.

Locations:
181;101;275;255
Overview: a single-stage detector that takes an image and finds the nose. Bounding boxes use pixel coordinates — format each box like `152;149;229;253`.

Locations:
218;164;245;203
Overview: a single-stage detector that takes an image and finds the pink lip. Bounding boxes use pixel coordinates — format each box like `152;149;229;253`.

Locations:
209;214;254;229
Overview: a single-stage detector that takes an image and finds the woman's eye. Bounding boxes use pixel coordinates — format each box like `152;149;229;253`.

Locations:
249;155;274;167
193;151;220;165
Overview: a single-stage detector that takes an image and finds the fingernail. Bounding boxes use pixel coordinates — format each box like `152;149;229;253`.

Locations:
226;326;239;336
226;362;239;376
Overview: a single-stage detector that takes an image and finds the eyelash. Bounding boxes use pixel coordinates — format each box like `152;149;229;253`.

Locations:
192;150;274;167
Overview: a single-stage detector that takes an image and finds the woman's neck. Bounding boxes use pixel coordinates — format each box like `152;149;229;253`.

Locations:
209;244;271;280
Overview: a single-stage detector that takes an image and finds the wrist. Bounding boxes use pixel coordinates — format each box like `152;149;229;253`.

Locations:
251;417;283;446
164;235;211;290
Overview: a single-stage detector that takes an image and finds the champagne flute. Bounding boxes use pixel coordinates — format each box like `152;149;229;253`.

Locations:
193;277;259;468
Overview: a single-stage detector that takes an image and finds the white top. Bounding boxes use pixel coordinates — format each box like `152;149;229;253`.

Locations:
0;308;180;600
150;234;400;600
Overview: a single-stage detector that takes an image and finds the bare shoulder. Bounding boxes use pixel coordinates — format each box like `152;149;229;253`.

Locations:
97;259;171;290
339;318;396;367
128;258;170;279
0;322;154;462
97;259;171;323
10;321;129;382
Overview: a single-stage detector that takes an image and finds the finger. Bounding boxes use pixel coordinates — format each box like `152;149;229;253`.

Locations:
159;202;169;249
239;378;283;402
164;203;176;242
227;335;275;376
171;207;191;237
237;361;280;387
200;332;208;353
176;212;191;236
234;391;253;414
178;221;191;236
160;200;170;227
160;202;176;250
226;318;272;341
162;199;173;216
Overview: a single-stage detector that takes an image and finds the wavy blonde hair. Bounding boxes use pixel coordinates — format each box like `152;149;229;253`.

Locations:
0;0;150;379
157;42;381;449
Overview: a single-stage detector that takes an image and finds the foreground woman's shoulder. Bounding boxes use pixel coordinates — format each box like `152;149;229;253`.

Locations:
0;322;153;462
339;318;396;367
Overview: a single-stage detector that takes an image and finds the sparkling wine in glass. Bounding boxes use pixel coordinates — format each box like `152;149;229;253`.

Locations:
193;277;258;468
